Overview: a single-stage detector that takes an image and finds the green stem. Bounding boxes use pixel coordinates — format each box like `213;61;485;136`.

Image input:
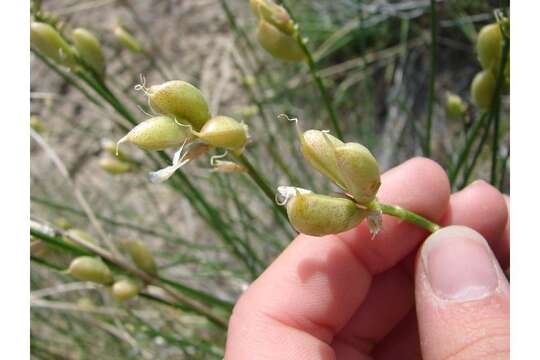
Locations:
279;1;343;139
460;114;493;188
374;202;440;233
424;0;438;157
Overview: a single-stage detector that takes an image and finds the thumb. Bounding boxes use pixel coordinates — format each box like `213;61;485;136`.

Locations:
415;225;509;360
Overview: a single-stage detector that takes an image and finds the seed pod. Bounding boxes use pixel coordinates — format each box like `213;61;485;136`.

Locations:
72;28;106;79
250;0;295;35
193;116;248;151
117;116;191;151
111;279;140;302
65;228;95;245
256;20;305;62
98;156;132;175
101;138;130;161
54;217;72;230
77;297;95;311
286;192;366;236
334;143;380;205
30;115;46;134
300;130;346;189
67;256;113;285
445;92;467;119
147;81;211;131
471;70;496;110
31;22;76;69
476;23;502;71
123;240;157;275
113;26;143;53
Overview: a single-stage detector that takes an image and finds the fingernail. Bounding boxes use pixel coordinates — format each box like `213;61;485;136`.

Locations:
422;225;498;301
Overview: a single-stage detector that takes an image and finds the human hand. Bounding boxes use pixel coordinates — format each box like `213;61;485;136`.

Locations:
225;157;509;359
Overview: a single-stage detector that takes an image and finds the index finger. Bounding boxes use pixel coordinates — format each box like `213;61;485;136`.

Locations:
225;158;450;359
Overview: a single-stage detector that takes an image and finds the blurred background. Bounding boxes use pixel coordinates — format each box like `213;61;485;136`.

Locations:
30;0;509;358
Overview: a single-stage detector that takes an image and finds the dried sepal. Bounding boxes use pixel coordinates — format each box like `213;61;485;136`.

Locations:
67;256;113;285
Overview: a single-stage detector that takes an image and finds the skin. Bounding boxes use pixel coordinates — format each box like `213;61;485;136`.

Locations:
225;157;509;359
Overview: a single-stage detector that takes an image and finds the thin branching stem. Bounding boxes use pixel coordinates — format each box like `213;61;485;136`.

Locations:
373;202;440;233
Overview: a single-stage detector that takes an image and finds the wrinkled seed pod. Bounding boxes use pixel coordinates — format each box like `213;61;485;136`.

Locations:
118;116;191;151
98;156;132;174
72;28;106;78
334;143;380;205
113;26;143;53
256;20;304;62
31;22;76;69
476;23;502;71
301;130;346;188
195;116;248;151
287;193;366;236
68;256;113;285
111;279;140;302
124;240;157;275
147;81;211;131
471;70;496;110
446;93;467;119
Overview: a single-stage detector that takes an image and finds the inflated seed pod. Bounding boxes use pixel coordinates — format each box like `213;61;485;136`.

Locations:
31;22;76;69
193;116;248;151
67;256;113;285
250;0;295;35
300;130;347;189
476;23;502;71
334;143;380;205
72;28;106;78
65;228;95;245
471;70;496;110
117;116;191;151
445;93;467;119
256;20;305;62
286;192;366;236
124;240;157;275
147;81;211;131
98;156;132;175
30;115;45;134
113;26;143;53
111;279;140;302
101;138;130;161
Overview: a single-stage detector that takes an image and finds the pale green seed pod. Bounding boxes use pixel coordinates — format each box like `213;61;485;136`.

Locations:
98;156;132;175
101;138;130;161
300;130;347;189
123;240;157;275
111;279;140;302
117;116;191;151
30;115;46;134
54;217;72;230
476;23;502;71
113;26;143;53
77;297;95;311
286;192;366;236
471;70;496;110
31;22;76;69
68;256;113;285
334;143;380;205
193;116;248;151
445;93;467;119
65;228;95;245
256;20;305;62
250;0;295;35
72;28;106;79
147;81;211;131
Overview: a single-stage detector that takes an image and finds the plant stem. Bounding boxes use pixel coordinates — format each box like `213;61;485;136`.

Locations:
373;202;441;233
424;0;438;157
279;1;343;139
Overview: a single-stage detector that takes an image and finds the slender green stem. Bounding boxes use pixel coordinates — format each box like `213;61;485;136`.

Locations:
498;148;510;191
279;1;343;139
448;112;488;186
374;202;440;233
424;0;438;157
460;115;493;188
